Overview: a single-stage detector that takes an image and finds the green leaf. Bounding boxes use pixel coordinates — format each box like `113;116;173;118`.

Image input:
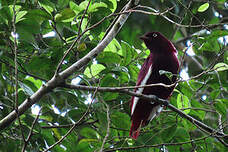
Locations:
8;5;21;16
119;71;130;83
81;17;88;32
97;52;121;64
197;30;228;52
210;90;220;100
178;82;193;98
100;74;119;100
52;128;61;140
69;1;82;14
178;118;196;132
84;64;106;78
103;38;121;53
18;82;34;96
188;80;204;90
121;41;134;66
129;64;139;82
161;125;177;142
112;66;129;73
213;63;228;71
17;18;40;34
174;127;190;142
16;10;27;23
80;127;98;139
41;129;55;144
55;8;75;22
38;0;55;15
0;6;13;25
214;100;227;116
58;0;69;9
68;109;84;121
111;111;130;129
107;0;117;12
189;99;205;120
25;77;43;90
177;94;191;114
27;55;53;79
198;3;209;12
96;111;108;133
79;1;92;10
75;141;94;152
27;9;52;22
89;2;107;13
100;73;119;87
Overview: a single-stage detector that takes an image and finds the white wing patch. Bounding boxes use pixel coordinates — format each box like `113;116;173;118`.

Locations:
148;105;163;121
131;65;153;115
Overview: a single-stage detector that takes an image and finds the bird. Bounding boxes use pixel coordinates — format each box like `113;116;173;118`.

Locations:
129;32;179;139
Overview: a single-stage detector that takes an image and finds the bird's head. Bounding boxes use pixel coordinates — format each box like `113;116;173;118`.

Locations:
140;32;177;53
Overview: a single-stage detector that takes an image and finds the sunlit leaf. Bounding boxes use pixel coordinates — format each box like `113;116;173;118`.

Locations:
18;82;34;96
38;0;54;15
213;62;228;71
16;11;27;23
89;2;107;13
25;76;43;89
84;64;106;78
69;1;82;14
97;52;121;64
198;3;209;12
177;94;191;114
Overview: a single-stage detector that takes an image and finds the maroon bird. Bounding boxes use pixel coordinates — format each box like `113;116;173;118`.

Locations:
130;32;179;139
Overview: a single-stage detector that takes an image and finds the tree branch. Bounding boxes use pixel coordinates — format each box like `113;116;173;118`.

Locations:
61;83;227;140
42;80;99;152
42;103;92;152
0;0;140;131
103;136;209;151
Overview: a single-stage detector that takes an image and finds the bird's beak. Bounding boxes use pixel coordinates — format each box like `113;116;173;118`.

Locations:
139;35;148;41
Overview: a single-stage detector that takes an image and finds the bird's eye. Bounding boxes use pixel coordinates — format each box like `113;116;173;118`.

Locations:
153;33;157;37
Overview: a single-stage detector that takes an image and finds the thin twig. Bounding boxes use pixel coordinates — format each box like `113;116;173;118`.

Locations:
42;104;92;152
21;108;41;152
0;0;138;131
12;0;26;143
78;0;92;36
99;102;110;152
51;21;66;44
54;0;92;75
103;136;209;151
54;3;173;75
136;5;226;28
61;83;227;140
42;80;99;152
163;107;216;113
41;120;98;129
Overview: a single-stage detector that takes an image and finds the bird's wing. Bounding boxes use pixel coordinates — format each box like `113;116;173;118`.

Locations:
131;55;153;116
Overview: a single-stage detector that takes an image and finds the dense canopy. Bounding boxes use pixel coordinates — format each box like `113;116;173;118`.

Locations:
0;0;227;152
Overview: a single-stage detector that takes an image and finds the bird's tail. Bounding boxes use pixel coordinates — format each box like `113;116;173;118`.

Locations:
129;120;143;139
129;105;163;139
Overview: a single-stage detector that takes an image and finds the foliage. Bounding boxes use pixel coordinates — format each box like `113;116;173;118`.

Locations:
0;0;227;151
